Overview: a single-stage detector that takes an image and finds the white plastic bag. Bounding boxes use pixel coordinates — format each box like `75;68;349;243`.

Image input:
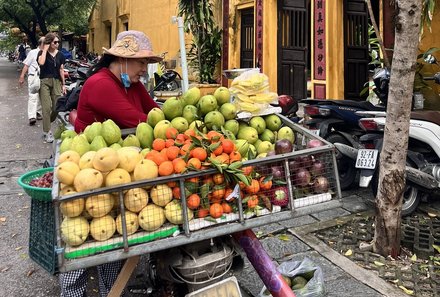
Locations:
29;65;40;94
259;257;325;297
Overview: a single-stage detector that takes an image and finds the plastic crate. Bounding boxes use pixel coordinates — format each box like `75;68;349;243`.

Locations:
18;167;53;202
29;198;58;274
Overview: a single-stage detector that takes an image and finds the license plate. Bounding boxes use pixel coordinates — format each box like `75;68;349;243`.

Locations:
355;149;378;169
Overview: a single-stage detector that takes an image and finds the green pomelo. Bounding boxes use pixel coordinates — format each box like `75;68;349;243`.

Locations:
109;143;122;150
171;117;189;133
101;119;122;145
257;141;273;154
153;120;172;139
182;87;201;106
238;121;249;130
147;108;165;128
254;139;262;150
136;122;154;149
224;119;240;136
70;135;91;156
61;130;77;141
84;122;102;143
162;97;183;120
198;95;218;116
277;126;295;143
122;134;141;147
204;111;225;130
265;114;282;131
213;86;231;105
237;126;259;144
90;135;107;151
219;102;237;120
182;105;199;124
260;129;276;143
249;116;266;134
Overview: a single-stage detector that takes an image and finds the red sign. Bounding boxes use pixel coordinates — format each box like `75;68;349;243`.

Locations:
255;0;263;70
314;0;326;81
222;0;229;87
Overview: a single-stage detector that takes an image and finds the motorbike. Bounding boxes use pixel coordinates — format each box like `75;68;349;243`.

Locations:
334;68;440;215
300;98;386;190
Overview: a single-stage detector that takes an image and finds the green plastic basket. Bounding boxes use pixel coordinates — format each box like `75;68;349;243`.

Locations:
18;167;54;202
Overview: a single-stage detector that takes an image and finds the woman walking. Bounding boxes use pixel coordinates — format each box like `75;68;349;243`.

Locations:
37;32;66;143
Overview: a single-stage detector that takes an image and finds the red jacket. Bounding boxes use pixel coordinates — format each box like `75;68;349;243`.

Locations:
74;68;158;133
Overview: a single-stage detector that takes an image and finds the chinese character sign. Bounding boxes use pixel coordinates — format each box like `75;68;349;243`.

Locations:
256;0;263;69
314;0;326;80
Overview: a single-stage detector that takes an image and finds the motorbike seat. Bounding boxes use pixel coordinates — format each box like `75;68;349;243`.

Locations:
410;110;440;126
301;99;386;111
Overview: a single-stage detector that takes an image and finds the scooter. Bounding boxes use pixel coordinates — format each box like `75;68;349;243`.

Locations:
301;98;386;190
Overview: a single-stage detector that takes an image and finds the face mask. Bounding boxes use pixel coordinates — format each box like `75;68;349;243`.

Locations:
120;59;131;88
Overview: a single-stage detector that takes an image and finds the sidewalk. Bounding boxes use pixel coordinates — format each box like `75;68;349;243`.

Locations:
0;57;402;296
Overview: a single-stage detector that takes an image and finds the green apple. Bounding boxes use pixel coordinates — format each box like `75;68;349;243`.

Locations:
277;126;295;143
224;119;240;136
237;126;259;144
171;117;189;133
198;95;218;116
219;103;237;120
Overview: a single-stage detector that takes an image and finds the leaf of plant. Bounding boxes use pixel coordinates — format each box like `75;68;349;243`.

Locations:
433;244;440;253
235;173;251;186
209;142;221;152
278;234;290;241
410;254;417;261
398;286;414;295
344;249;353;256
374;261;385;267
190;135;202;147
228;161;243;170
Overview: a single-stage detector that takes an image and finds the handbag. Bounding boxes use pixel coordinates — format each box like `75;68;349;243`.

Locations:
29;64;40;94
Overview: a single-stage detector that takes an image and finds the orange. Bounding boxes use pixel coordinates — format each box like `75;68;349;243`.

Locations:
151;153;168;166
209;203;224;219
187;158;202;169
223;188;234;200
222;139;236;154
187;194;201;210
207;131;222;142
167;181;178;188
202;175;214;186
158;161;174;176
184;129;196;139
175;134;186;146
160;148;169;160
191;147;208;161
172;187;181;199
210;187;225;203
212;173;225;185
180;143;191;156
241;166;254;176
238;181;246;190
173;158;187;173
221;202;232;214
197;208;210;218
229;151;241;163
215;153;230;164
259;177;273;191
165;127;178;139
212;144;223;156
166;146;180;161
247;195;259;209
145;150;160;160
152;139;166;151
245;179;260;194
165;139;175;148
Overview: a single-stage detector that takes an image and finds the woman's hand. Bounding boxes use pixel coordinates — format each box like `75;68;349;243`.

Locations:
62;85;67;94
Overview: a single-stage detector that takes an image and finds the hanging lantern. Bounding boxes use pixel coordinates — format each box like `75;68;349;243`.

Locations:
10;27;21;35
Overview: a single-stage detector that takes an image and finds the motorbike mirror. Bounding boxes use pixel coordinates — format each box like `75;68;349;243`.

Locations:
424;54;438;65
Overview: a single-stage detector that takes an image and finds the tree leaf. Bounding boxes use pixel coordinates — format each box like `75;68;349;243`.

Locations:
398;286;414;295
344;249;353;256
410;254;417;261
433;244;440;253
373;261;385;267
278;234;290;241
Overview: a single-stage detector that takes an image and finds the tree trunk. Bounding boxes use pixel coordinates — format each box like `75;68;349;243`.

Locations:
373;1;422;257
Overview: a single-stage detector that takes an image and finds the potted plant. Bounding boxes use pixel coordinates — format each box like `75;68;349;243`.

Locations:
178;0;222;91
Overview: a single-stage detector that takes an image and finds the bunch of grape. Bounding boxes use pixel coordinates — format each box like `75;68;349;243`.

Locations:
29;172;53;188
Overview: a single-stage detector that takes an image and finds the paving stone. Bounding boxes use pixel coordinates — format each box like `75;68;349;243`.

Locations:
341;195;371;213
260;234;311;261
280;215;318;229
252;223;286;237
233;257;264;297
311;208;351;221
325;275;384;297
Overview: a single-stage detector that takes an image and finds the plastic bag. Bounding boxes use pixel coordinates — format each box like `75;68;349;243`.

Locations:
29;67;40;94
258;257;325;297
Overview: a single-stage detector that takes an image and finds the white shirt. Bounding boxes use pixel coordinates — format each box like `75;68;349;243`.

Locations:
23;48;40;75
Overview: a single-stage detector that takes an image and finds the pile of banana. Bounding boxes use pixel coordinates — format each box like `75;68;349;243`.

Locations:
230;72;278;115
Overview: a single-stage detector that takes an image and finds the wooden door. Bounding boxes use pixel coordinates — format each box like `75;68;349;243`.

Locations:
278;0;309;100
344;0;369;100
240;8;254;68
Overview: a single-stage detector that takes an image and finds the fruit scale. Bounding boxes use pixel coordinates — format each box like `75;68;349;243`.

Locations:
34;115;342;296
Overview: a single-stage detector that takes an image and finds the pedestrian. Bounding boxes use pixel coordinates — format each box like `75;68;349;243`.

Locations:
18;37;44;126
37;32;66;143
62;30;162;297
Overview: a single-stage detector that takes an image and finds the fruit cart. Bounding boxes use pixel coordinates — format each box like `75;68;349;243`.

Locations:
20;114;342;296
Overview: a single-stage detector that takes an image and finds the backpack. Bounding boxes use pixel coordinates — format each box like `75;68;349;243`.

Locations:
56;85;82;112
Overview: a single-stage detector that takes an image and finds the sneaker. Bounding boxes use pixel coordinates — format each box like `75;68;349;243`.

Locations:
29;118;36;126
36;113;42;120
43;131;54;143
